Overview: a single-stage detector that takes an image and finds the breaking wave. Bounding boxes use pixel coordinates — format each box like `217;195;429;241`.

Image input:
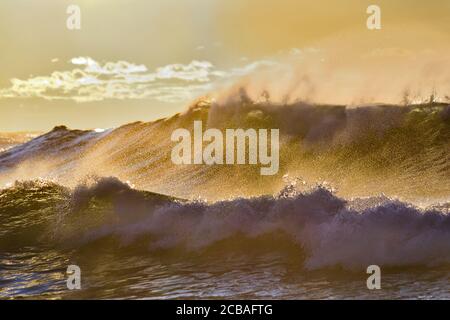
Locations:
0;99;449;278
0;101;449;201
0;177;449;271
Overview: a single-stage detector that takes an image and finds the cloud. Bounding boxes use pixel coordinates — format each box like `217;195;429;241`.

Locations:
0;57;266;103
71;56;149;75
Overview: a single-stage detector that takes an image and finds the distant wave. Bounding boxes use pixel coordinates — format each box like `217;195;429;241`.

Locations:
0;177;449;270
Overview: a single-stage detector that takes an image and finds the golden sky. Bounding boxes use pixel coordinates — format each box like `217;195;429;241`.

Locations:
0;0;449;131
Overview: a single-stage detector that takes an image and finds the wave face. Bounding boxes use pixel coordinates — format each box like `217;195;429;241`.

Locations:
0;101;449;201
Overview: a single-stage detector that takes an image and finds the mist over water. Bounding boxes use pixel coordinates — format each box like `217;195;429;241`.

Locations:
211;28;450;108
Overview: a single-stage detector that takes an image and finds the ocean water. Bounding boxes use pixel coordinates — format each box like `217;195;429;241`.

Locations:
2;245;450;299
0;101;449;299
